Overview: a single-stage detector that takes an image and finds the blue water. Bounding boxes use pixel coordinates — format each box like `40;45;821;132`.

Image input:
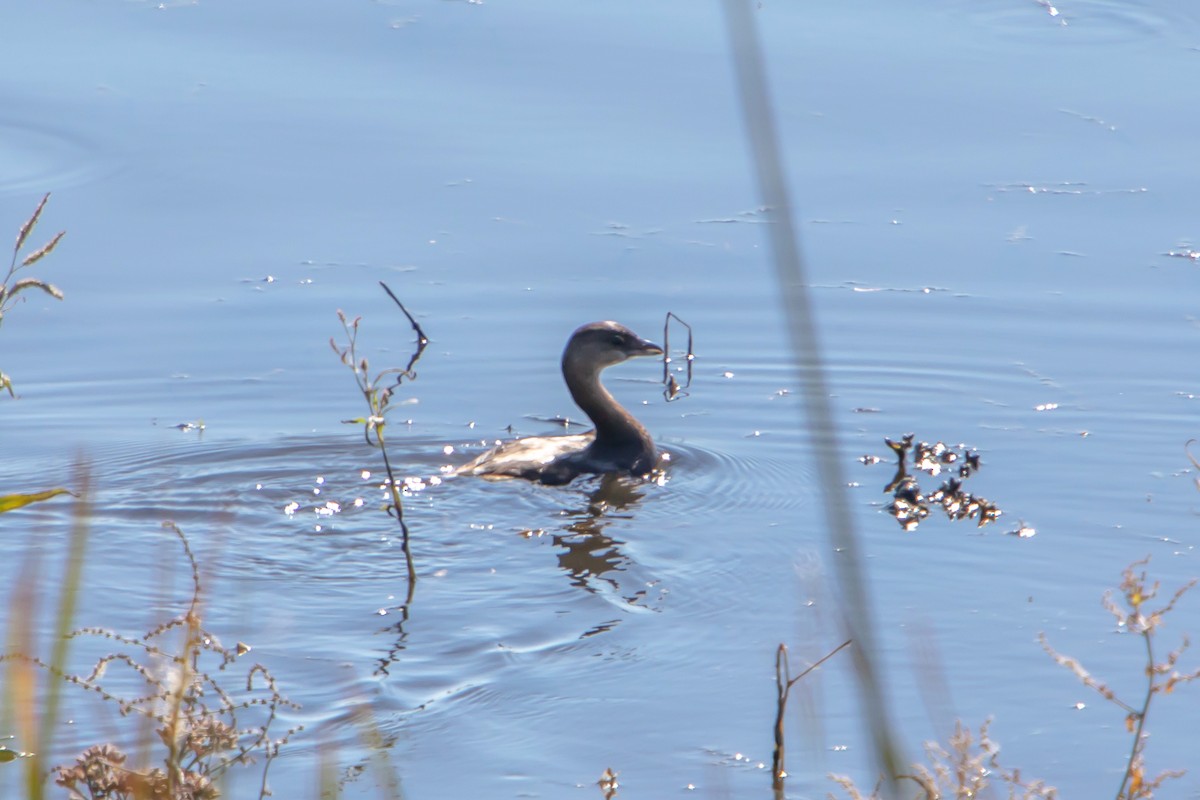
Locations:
3;1;1199;797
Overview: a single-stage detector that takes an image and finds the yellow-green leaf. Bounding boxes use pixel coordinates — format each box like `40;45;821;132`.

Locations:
0;487;74;513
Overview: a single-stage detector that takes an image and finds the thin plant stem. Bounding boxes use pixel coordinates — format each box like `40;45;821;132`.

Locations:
772;639;852;789
332;285;428;601
377;427;416;607
1115;631;1155;800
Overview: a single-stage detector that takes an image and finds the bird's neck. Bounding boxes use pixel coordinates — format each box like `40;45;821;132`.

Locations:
562;360;652;452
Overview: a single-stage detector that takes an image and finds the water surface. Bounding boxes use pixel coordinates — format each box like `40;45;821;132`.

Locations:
2;1;1199;797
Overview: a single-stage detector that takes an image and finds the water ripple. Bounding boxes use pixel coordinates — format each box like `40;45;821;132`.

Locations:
0;118;121;195
949;0;1185;47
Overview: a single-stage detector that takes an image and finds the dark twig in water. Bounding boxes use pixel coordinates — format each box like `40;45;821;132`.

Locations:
661;311;694;402
772;639;852;791
379;280;428;378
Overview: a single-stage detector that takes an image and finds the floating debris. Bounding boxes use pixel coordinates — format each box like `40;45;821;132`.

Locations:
1165;248;1200;262
597;768;619;799
1009;521;1038;538
988;181;1146;196
1059;108;1117;132
870;434;1002;531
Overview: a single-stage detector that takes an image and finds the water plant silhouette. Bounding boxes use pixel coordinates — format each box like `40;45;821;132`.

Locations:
331;282;429;679
331;281;427;601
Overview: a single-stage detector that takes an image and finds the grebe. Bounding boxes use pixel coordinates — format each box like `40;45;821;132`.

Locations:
457;321;663;485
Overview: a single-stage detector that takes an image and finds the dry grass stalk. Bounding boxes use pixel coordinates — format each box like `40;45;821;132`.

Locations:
1040;557;1198;799
1;462;90;799
3;521;301;799
2;193;66;396
3;192;66;314
21;230;66;268
12;193;49;254
828;719;1057;800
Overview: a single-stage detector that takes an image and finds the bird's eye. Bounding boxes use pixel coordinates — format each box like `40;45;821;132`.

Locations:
611;334;625;346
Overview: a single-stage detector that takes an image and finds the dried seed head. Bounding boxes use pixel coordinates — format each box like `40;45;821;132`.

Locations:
21;230;65;267
9;277;64;301
13;193;49;254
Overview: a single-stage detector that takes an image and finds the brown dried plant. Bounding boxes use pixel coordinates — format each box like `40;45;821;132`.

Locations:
1;193;66;397
1039;557;1198;800
828;719;1057;800
2;522;301;799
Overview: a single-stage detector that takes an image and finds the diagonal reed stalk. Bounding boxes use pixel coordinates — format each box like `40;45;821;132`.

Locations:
719;0;906;791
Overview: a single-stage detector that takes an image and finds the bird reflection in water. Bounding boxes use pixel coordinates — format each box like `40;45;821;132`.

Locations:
523;472;664;610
